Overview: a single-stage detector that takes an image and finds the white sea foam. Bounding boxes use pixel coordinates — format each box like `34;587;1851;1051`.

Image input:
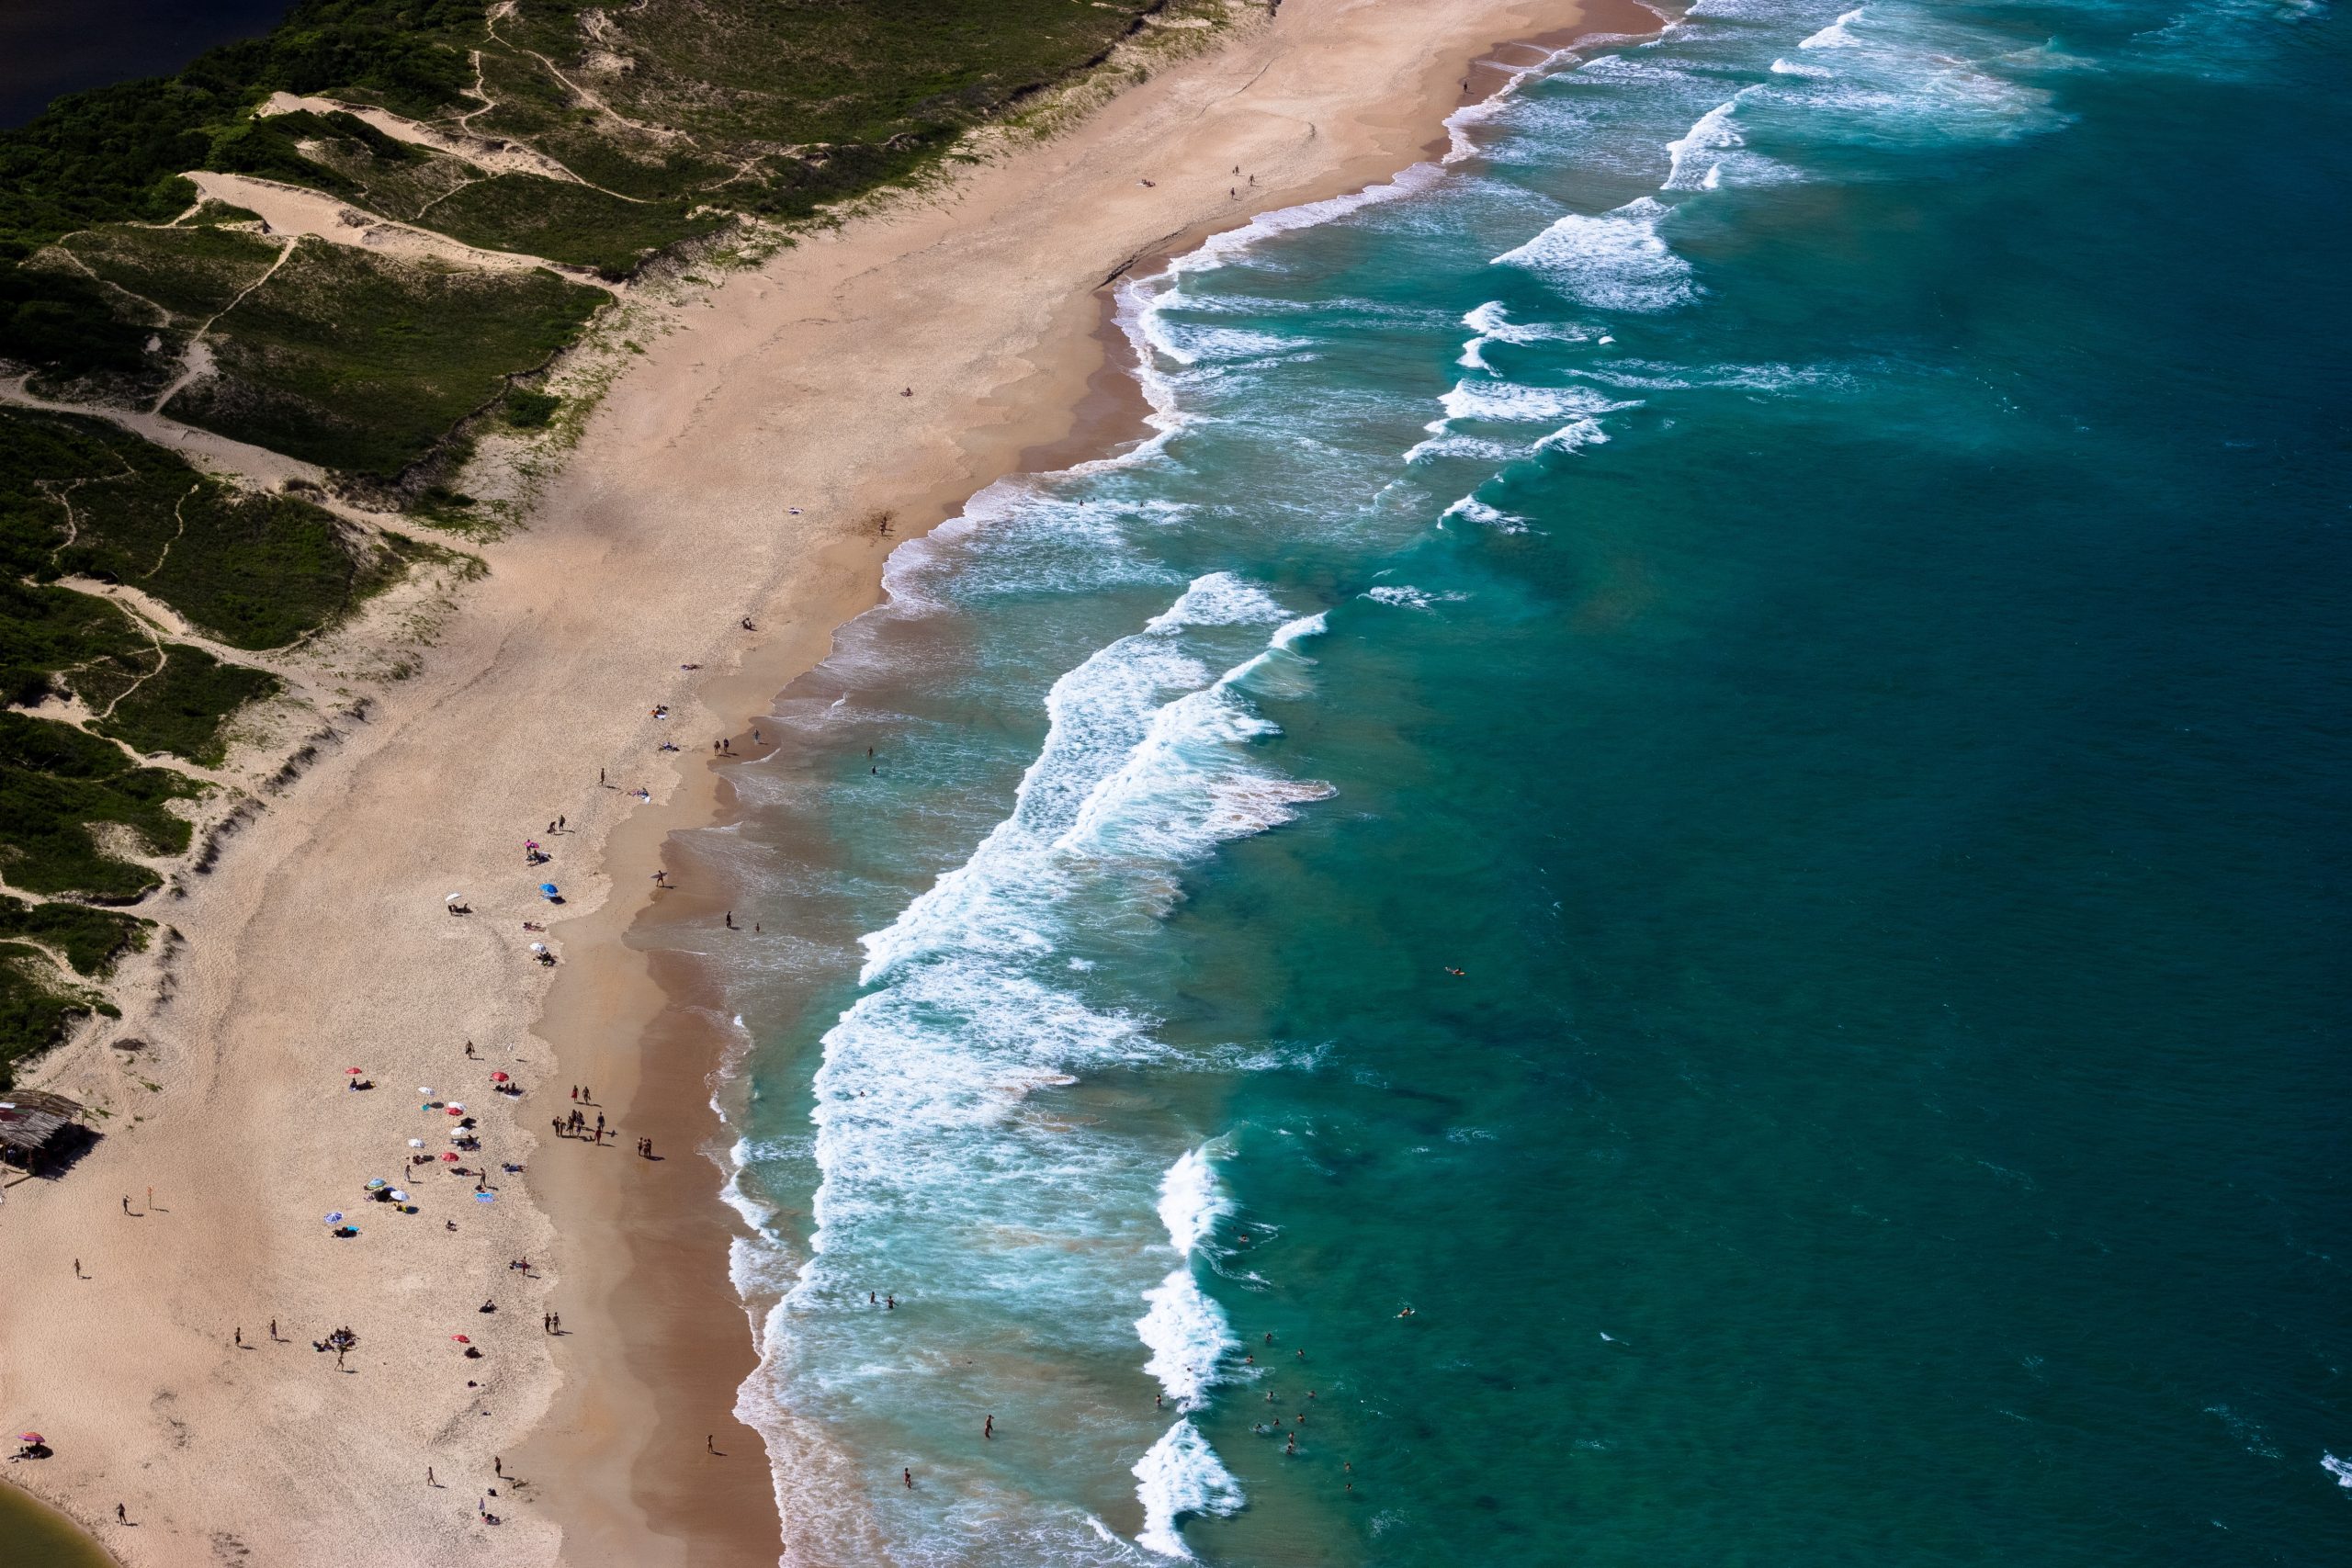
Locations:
1456;300;1590;371
1157;1145;1232;1255
1362;585;1469;610
1137;1269;1234;1409
1801;7;1868;50
1409;378;1636;464
1442;495;1533;533
1132;1420;1246;1558
2326;1452;2352;1489
1493;197;1697;312
1665;98;1744;188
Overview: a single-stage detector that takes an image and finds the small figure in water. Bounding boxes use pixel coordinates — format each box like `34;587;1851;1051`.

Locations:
983;1415;993;1440
903;1468;913;1489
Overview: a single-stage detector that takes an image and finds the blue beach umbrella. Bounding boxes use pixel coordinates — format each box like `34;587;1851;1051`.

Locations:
538;884;560;898
475;1191;496;1204
323;1212;344;1224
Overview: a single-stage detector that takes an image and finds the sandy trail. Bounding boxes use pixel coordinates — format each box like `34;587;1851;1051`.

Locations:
0;2;1628;1562
183;170;611;283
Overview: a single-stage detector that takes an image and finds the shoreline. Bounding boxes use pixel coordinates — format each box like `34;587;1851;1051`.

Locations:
539;0;1663;1562
0;3;1658;1563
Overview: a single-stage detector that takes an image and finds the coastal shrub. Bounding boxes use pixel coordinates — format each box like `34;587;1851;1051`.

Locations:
0;896;149;977
0;943;97;1089
424;176;708;275
0;265;158;383
163;241;607;477
502;389;560;428
0;408;394;648
0;579;153;709
60;223;282;326
0;711;200;902
89;645;280;766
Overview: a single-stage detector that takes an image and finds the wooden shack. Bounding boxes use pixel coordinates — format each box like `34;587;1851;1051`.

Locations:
0;1089;86;1169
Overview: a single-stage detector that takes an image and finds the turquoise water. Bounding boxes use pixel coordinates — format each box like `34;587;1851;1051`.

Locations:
657;2;2352;1562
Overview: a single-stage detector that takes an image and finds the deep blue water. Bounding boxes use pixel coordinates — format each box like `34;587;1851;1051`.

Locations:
650;2;2352;1562
0;0;293;126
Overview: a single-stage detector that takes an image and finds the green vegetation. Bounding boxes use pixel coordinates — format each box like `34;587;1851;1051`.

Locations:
0;711;200;901
0;895;148;976
426;176;708;275
1;407;394;646
56;222;281;324
503;388;561;428
0;897;141;1085
0;944;101;1089
163;240;605;476
85;645;281;766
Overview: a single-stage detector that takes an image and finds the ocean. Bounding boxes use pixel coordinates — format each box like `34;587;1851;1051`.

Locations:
646;1;2352;1562
0;0;292;126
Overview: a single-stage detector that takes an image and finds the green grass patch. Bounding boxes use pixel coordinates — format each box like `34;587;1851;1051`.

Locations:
90;645;280;766
163;239;606;477
0;895;148;977
0;577;152;708
424;175;707;274
0;942;102;1089
0;711;201;901
0;407;398;647
502;388;560;428
61;222;281;325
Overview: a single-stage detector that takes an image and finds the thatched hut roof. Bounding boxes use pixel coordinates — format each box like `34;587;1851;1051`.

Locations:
0;1089;85;1160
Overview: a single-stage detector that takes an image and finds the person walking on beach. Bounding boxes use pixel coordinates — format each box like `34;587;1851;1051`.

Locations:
116;1505;125;1523
427;1467;435;1486
707;1434;717;1454
233;1326;242;1347
270;1318;278;1341
73;1258;81;1279
122;1195;130;1214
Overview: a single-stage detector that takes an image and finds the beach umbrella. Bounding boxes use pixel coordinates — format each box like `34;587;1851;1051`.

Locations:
17;1433;41;1444
345;1067;363;1076
323;1212;345;1224
365;1179;388;1190
408;1138;425;1148
451;1335;470;1344
490;1071;510;1083
528;942;548;955
446;893;464;904
475;1191;496;1203
419;1086;433;1096
441;1152;459;1162
449;1101;467;1111
389;1190;409;1202
538;884;559;897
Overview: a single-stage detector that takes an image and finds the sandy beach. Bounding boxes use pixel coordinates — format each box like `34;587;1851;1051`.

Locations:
0;1;1646;1561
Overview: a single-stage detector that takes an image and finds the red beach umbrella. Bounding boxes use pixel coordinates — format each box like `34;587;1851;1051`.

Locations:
490;1072;510;1083
441;1152;460;1163
345;1067;363;1076
17;1432;42;1444
451;1335;470;1344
